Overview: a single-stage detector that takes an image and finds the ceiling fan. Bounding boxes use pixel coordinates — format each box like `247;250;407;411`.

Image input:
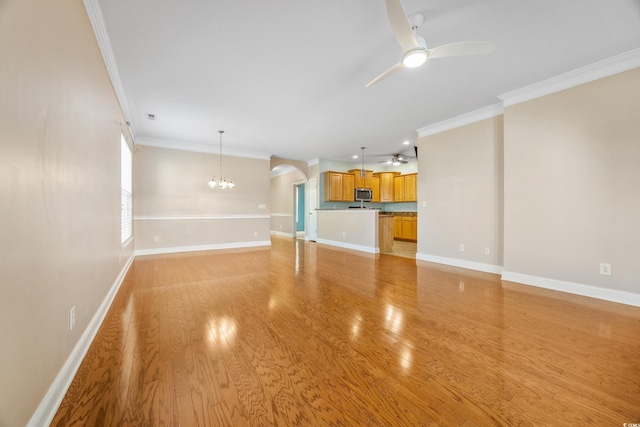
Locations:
379;153;412;165
366;0;493;87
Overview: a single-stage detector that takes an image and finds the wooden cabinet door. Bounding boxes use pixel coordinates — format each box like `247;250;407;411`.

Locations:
401;216;413;240
364;170;373;188
404;174;417;202
394;176;405;202
342;173;355;201
323;172;343;201
393;216;403;239
379;173;395;202
350;169;365;188
371;176;380;202
411;216;417;241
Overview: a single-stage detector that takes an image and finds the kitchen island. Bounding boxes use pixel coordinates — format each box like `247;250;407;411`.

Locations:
316;209;394;254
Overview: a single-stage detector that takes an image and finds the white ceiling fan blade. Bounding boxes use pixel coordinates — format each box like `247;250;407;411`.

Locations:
427;41;494;59
385;0;419;52
365;62;404;88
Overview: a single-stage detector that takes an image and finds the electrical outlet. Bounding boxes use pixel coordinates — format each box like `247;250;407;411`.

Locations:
258;204;266;209
253;231;258;237
69;306;76;331
459;244;465;252
342;231;346;238
422;201;427;208
485;247;490;255
153;236;159;243
599;263;611;276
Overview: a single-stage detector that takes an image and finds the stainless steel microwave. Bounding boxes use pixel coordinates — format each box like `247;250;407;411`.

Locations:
354;188;373;202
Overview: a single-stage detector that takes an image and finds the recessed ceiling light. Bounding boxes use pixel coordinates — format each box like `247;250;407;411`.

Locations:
403;140;410;145
353;155;358;159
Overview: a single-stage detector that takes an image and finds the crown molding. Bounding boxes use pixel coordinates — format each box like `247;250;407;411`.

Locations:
83;0;136;138
307;158;320;166
417;103;504;138
499;48;640;107
135;136;272;160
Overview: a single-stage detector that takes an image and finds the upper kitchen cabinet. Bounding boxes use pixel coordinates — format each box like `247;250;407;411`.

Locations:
404;173;417;202
323;171;354;202
373;172;399;203
323;171;343;201
342;173;355;202
348;169;373;189
393;173;417;202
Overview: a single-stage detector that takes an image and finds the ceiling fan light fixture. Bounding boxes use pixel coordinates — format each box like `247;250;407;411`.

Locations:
402;49;427;68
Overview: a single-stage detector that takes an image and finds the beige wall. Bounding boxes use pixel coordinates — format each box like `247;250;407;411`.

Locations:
270;168;306;236
0;1;134;425
503;68;640;293
317;210;379;252
134;145;272;253
417;116;504;270
417;68;639;300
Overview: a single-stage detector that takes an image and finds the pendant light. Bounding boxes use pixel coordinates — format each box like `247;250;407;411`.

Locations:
360;146;366;178
208;130;235;190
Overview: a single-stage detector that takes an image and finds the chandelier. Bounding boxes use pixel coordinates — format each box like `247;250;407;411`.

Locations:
208;130;235;190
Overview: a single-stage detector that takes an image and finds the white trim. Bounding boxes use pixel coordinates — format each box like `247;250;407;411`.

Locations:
417;103;504;137
135;240;271;256
501;271;640;308
270;164;298;177
136;136;271;160
270;213;293;218
270;230;294;238
27;254;135;427
415;253;503;275
315;238;379;254
499;48;640;107
307;158;319;166
83;0;136;138
134;214;271;221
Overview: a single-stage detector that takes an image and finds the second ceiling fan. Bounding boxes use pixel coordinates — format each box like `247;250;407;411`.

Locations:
366;0;493;87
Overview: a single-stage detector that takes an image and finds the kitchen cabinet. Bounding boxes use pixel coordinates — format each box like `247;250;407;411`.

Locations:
393;173;417;202
393;216;403;239
394;175;405;202
374;172;399;203
412;216;417;241
404;173;417;202
323;171;355;202
392;213;417;242
402;216;413;240
342;173;355;202
323;172;343;201
348;169;373;189
371;176;380;202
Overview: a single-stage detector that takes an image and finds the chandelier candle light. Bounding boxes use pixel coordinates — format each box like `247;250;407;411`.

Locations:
208;130;235;190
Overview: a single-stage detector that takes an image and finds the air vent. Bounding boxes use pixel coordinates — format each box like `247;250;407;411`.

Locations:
147;113;156;120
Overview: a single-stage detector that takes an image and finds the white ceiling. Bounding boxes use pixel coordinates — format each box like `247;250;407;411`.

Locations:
97;0;640;164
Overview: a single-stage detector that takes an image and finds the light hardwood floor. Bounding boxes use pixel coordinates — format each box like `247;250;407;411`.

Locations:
52;236;640;426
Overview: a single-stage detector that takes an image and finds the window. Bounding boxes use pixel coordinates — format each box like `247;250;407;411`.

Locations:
121;133;132;244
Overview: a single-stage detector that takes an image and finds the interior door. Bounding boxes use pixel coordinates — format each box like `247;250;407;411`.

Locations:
307;178;317;241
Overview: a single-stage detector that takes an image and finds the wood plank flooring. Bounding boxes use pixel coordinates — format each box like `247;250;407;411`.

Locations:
52;236;640;426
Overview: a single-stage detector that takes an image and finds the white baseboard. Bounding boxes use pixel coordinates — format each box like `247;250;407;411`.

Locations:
315;238;379;254
28;254;135;427
501;271;640;308
416;253;503;275
270;231;294;238
134;240;271;256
